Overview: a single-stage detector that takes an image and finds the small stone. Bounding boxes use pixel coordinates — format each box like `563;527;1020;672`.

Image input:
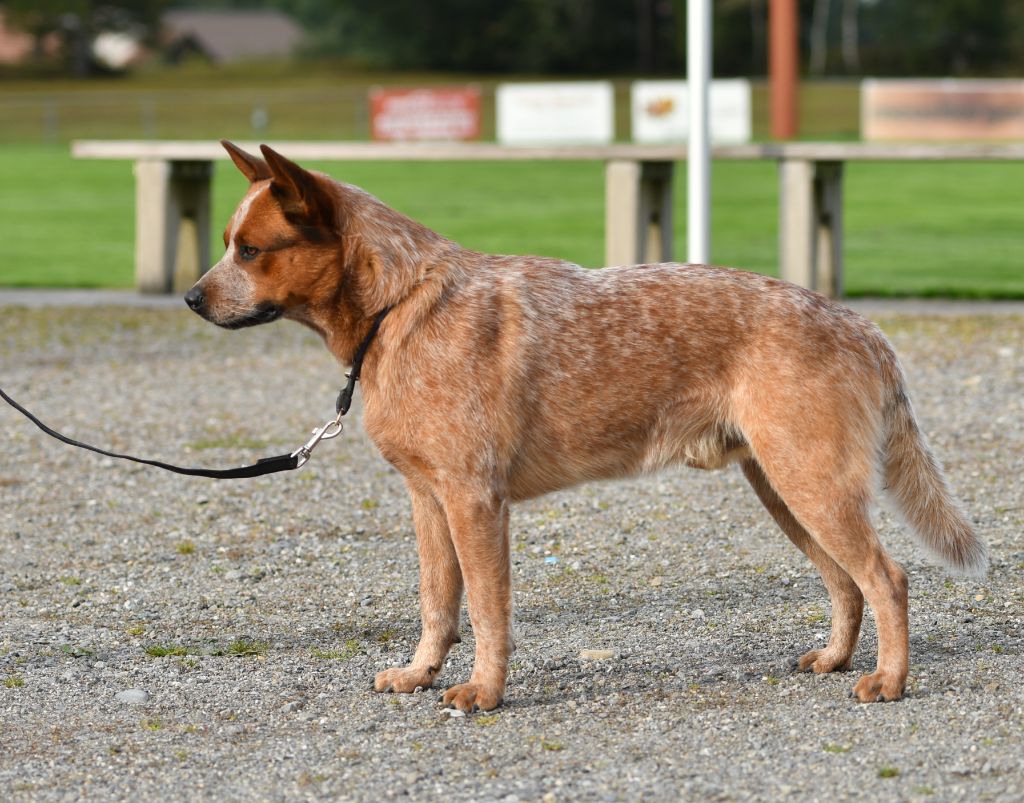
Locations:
224;724;244;736
115;688;150;705
579;649;615;661
280;700;304;714
444;708;466;718
224;570;242;581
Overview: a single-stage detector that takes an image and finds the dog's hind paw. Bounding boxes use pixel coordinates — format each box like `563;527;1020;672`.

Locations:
374;665;437;695
441;682;503;713
792;648;853;674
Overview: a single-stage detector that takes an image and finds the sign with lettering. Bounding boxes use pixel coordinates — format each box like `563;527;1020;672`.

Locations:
631;79;751;144
370;86;481;142
862;79;1024;141
496;82;614;145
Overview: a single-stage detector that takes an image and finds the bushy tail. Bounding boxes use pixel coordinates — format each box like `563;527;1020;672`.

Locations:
881;359;987;577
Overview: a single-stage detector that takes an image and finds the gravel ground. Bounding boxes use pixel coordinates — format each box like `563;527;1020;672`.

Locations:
0;303;1021;802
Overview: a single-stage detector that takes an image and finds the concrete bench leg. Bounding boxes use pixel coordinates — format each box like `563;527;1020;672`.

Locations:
605;160;675;266
133;159;213;294
778;158;844;297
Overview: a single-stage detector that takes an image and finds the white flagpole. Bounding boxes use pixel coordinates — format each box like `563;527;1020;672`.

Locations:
687;0;711;264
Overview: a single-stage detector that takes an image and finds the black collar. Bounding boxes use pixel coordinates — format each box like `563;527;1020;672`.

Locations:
335;305;391;416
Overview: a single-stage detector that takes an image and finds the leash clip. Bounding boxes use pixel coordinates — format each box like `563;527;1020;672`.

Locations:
292;414;344;468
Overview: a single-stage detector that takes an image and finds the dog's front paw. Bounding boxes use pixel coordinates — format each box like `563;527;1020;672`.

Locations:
374;665;438;694
792;647;853;674
441;682;503;713
851;670;905;703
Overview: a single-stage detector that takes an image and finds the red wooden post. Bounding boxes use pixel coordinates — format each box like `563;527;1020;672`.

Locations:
770;0;799;140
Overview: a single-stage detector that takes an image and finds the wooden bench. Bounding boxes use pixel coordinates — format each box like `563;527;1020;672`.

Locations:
758;142;1024;297
72;140;1024;297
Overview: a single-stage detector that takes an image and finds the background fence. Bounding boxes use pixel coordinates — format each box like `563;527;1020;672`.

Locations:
0;80;863;144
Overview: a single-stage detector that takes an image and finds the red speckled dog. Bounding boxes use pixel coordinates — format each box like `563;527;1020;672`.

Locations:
185;141;986;712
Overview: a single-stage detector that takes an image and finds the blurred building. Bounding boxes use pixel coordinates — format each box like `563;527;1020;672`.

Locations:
162;9;303;64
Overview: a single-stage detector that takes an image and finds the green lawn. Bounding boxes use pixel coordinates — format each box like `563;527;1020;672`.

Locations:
0;144;1021;297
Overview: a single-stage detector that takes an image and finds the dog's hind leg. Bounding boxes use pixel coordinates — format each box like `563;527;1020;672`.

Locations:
741;458;864;674
374;487;463;695
743;432;909;702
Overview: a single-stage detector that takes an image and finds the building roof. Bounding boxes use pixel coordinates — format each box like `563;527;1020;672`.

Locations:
162;9;303;63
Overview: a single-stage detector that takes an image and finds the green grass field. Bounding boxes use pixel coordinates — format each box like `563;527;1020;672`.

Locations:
1;144;1022;297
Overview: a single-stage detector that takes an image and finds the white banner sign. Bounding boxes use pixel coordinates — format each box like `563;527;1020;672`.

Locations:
631;79;751;144
497;82;614;145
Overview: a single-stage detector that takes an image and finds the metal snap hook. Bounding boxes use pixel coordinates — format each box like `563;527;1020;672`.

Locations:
291;415;345;467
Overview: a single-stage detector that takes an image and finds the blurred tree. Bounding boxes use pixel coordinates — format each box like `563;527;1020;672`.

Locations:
10;0;1024;76
853;0;1021;76
840;0;859;72
4;0;169;76
808;0;831;74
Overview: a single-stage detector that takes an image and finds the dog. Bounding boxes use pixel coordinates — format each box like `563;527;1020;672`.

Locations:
185;141;986;712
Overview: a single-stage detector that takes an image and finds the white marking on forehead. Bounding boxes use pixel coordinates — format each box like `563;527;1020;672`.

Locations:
226;184;266;259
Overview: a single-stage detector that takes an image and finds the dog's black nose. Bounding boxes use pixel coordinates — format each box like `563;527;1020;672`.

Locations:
184;286;205;311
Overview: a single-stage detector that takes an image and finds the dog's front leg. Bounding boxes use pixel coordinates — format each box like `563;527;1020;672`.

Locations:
438;485;512;713
374;488;463;695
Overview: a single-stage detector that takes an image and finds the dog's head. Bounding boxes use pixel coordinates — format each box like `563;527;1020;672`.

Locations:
184;141;346;329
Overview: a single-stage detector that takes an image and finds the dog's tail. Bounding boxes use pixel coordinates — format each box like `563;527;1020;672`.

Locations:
880;354;987;577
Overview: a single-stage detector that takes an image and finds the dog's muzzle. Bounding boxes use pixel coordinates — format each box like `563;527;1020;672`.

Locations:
183;287;283;329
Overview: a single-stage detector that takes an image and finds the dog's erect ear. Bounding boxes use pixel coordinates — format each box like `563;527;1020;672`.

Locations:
260;144;336;230
221;140;271;183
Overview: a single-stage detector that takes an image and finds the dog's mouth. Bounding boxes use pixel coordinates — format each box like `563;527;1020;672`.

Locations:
216;303;284;329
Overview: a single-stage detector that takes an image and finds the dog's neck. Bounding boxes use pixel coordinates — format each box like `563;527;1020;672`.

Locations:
291;186;461;369
291;288;378;368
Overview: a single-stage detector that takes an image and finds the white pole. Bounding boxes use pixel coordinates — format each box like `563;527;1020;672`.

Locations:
687;0;711;264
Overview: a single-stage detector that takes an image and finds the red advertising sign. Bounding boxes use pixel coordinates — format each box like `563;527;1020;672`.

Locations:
370;87;481;142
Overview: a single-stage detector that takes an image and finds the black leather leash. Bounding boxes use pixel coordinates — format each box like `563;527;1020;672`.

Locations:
0;307;390;480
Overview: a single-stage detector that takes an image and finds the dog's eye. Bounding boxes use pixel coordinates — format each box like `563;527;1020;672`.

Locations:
239;244;261;261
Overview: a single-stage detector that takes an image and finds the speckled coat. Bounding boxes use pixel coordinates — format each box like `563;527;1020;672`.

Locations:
187;142;986;712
